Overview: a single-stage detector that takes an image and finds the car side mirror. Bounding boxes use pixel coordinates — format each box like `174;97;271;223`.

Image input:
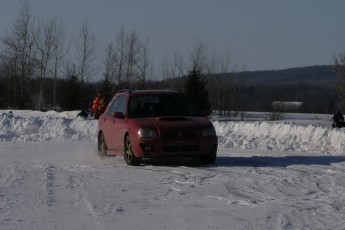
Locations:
113;112;124;119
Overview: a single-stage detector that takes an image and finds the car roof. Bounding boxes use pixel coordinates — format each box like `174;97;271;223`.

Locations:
117;89;181;97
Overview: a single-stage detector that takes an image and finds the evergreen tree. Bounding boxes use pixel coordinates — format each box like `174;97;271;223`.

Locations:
100;73;113;104
61;74;81;111
184;67;211;112
334;54;345;110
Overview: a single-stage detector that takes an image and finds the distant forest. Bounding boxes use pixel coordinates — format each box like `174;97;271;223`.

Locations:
157;65;339;115
1;62;338;114
229;65;339;114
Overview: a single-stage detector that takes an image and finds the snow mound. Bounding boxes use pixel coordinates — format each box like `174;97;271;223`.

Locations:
0;111;97;142
214;121;345;154
1;110;344;155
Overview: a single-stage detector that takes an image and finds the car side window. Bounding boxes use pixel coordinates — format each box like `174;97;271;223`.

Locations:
107;96;127;116
118;96;127;116
108;97;120;115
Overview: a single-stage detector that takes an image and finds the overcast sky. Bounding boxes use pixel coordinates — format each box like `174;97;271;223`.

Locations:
1;0;345;78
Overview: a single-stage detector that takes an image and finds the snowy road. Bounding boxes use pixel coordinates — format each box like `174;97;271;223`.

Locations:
1;140;345;230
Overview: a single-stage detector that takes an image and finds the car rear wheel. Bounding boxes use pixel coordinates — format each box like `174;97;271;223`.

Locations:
98;132;107;157
200;154;216;164
124;135;141;166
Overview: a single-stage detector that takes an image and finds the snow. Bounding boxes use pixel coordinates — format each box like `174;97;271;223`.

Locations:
1;109;345;229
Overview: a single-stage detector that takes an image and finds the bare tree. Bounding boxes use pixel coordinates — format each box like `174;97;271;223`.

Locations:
75;22;97;108
113;26;127;88
109;26;151;89
103;43;116;84
0;0;37;108
136;38;153;89
125;30;140;86
36;18;56;110
160;51;185;89
51;18;67;110
76;22;97;83
102;43;117;98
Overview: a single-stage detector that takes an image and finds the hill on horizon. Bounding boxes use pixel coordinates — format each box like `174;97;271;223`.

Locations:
231;65;338;85
220;65;339;114
156;65;340;113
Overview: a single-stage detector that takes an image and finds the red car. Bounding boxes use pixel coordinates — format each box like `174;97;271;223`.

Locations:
97;89;218;166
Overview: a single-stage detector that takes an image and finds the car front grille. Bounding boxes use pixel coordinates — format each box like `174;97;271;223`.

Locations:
162;143;200;152
162;131;199;152
163;131;197;138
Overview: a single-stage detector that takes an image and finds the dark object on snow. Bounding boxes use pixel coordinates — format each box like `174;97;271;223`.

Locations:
77;110;89;119
332;110;345;128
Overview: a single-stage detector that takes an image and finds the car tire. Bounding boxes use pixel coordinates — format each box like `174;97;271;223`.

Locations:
124;135;141;166
98;132;107;157
200;154;216;164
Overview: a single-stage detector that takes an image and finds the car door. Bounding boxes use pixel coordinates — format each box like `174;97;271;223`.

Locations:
111;95;128;151
102;96;121;150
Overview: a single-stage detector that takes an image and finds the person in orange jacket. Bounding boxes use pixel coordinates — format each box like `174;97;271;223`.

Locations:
91;89;107;119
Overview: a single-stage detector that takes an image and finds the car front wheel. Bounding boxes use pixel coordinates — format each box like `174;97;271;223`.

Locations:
98;132;107;158
124;135;141;166
200;154;216;164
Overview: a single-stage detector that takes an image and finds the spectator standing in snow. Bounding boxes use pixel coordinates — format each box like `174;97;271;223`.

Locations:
335;109;344;122
91;89;107;119
332;109;345;128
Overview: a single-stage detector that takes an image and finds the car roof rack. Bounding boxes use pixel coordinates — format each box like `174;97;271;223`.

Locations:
165;88;179;92
116;89;180;95
117;89;132;93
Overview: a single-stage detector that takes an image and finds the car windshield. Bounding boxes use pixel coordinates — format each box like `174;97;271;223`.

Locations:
129;94;201;118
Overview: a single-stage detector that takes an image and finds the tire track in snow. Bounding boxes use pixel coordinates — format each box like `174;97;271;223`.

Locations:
45;165;56;207
81;196;102;229
42;163;110;229
0;162;19;188
59;164;126;229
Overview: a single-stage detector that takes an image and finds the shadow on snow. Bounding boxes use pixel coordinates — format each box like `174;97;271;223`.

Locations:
215;155;345;168
140;155;345;168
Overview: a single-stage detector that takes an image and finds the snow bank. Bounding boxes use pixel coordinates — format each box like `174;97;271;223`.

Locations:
0;111;97;142
1;110;344;154
214;121;345;154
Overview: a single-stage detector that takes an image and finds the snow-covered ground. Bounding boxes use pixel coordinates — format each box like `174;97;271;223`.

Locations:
1;110;345;230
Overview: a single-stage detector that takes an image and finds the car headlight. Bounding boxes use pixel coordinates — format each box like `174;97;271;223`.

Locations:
138;128;158;138
202;126;216;136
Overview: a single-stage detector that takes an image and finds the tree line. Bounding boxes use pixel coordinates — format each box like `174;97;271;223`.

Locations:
0;1;342;116
0;1;229;114
0;2;154;111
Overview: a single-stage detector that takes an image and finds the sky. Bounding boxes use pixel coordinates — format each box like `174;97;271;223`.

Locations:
1;0;345;79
